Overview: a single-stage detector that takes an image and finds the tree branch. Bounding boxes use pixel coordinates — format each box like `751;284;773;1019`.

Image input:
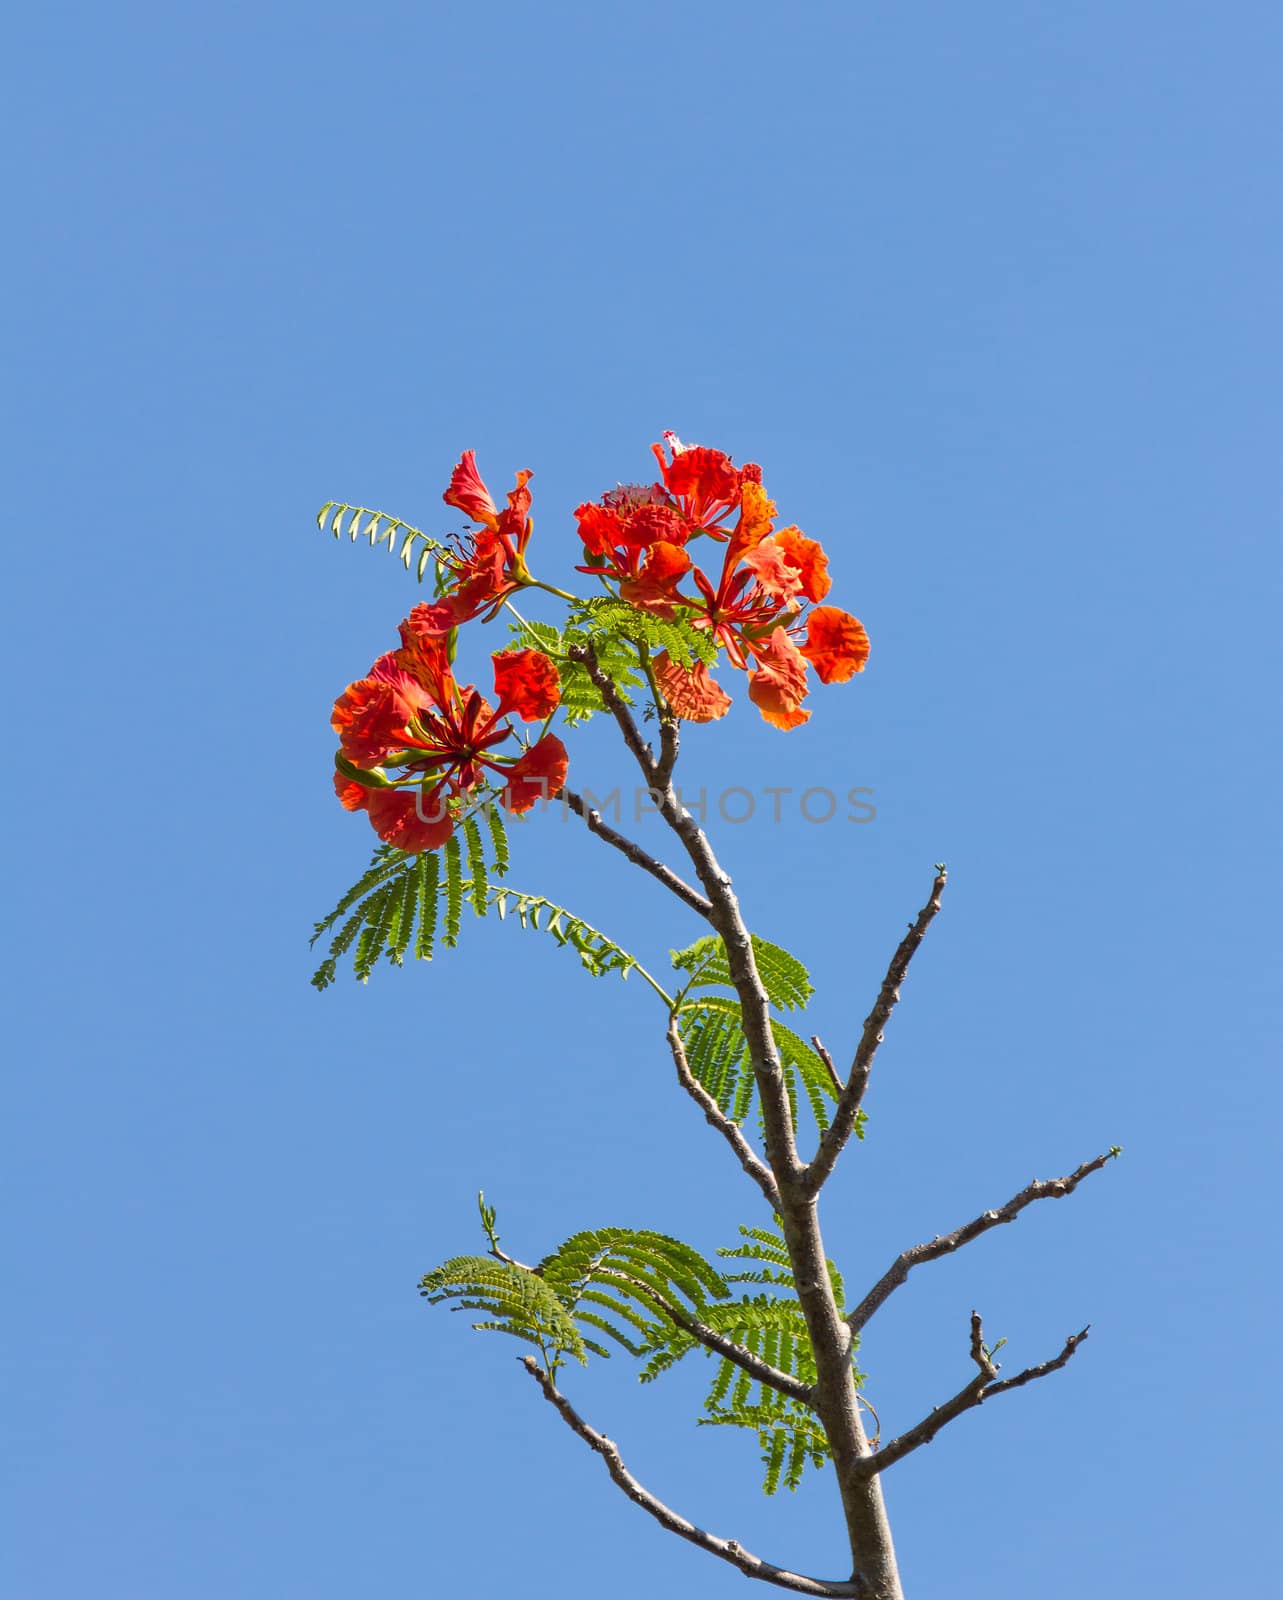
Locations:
521;1358;861;1597
577;646;901;1590
568;644;659;783
561;787;712;918
622;1277;814;1404
857;1312;1090;1477
984;1325;1091;1399
667;1020;782;1211
811;1035;845;1098
845;1150;1119;1334
802;866;948;1196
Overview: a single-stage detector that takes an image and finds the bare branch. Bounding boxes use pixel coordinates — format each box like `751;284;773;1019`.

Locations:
811;1034;845;1097
857;1312;1090;1478
521;1358;861;1597
568;643;659;783
846;1151;1118;1334
667;1020;781;1211
561;787;712;918
653;695;680;789
985;1325;1091;1399
802;866;948;1196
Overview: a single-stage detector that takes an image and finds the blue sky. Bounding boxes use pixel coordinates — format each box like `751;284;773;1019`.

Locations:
5;2;1280;1595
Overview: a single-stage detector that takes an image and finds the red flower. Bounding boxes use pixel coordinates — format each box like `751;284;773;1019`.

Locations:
415;451;536;629
651;432;757;540
640;450;868;730
574;486;692;614
331;632;567;851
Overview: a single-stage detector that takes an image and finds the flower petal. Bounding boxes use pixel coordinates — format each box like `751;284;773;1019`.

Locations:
394;626;456;704
502;734;569;814
747;630;811;731
443;450;499;529
365;782;455;852
492;648;561;722
799;607;870;683
655;651;733;722
619;541;692;616
772;526;832;603
726;478;778;563
740;538;806;601
496;469;534;546
331;673;414;764
333;769;370;812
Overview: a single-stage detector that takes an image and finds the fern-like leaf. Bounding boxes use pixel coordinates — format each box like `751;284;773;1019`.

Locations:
670;933;836;1137
638;1223;856;1495
317;502;451;585
672;933;814;1012
419;1256;588;1366
311;821;665;998
571;596;717;669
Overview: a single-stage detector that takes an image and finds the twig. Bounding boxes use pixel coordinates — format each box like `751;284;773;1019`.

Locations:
985;1326;1091;1398
520;1358;862;1597
667;1020;781;1211
811;1035;845;1097
802;866;948;1196
857;1312;1090;1477
560;788;712;918
845;1151;1118;1334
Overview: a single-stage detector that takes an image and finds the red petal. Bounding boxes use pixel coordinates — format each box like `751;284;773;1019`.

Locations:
747;630;811;731
365;783;455;852
502;734;569;815
654;651;733;723
333;769;370;812
574;501;627;555
799;607;870;683
496;469;533;545
492;648;561;723
394;627;456;705
443;450;499;529
619;541;692;617
740;539;805;601
331;674;414;764
663;445;739;506
772;526;831;603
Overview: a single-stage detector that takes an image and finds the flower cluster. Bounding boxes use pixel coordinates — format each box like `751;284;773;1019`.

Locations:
575;433;869;729
332;454;567;852
330;436;869;853
333;627;566;852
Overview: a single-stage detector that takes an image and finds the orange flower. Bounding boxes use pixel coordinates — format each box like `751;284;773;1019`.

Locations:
653;653;733;723
635;443;867;730
798;607;870;682
502;733;570;814
422;451;536;627
650;432;761;540
331;630;566;851
575;485;692;614
746;630;811;730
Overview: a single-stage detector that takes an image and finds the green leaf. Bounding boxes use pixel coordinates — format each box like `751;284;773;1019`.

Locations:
671;934;814;1012
315;500;451;586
